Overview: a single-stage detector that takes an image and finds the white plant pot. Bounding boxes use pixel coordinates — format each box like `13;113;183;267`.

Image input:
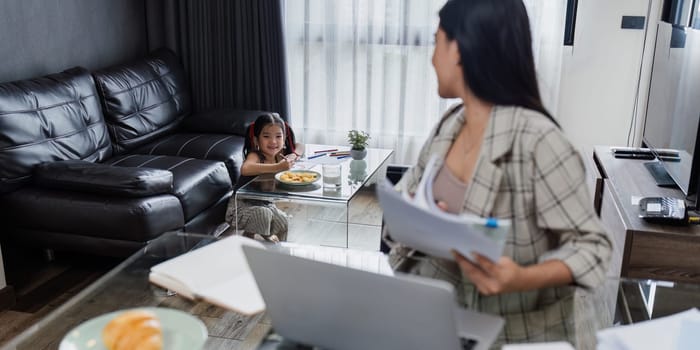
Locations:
350;148;367;160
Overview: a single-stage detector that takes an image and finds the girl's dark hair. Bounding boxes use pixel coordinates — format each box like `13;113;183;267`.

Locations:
438;0;557;126
243;113;297;160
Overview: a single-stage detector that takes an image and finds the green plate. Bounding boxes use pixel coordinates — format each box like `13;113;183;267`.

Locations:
59;307;207;350
275;170;322;186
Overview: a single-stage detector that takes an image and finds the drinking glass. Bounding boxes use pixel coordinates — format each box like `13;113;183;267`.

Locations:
322;163;342;189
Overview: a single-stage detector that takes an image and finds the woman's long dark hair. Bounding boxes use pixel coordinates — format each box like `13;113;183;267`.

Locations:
439;0;557;126
243;113;297;160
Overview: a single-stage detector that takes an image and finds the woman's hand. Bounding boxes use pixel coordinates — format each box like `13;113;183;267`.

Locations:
452;251;525;295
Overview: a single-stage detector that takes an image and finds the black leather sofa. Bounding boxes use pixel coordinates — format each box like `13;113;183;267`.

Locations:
0;49;267;256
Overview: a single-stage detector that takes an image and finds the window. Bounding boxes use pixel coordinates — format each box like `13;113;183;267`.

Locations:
283;0;565;164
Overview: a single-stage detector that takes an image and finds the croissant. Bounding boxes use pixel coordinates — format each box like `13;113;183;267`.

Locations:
102;310;163;350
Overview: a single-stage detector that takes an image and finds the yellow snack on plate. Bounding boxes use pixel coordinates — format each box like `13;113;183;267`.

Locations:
280;171;318;183
102;310;163;350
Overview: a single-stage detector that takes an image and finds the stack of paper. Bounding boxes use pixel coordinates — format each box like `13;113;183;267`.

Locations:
502;342;574;350
284;243;394;276
596;308;700;349
377;155;509;262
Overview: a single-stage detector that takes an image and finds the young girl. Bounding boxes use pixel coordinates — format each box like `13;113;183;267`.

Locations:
225;113;304;242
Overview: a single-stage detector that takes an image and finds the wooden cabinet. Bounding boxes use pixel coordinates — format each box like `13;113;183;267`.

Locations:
593;146;700;283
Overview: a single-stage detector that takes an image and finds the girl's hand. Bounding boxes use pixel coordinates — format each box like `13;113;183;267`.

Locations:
277;158;293;171
452;251;525;295
285;153;299;162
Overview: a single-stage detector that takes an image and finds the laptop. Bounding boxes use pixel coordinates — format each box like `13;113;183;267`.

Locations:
242;245;504;350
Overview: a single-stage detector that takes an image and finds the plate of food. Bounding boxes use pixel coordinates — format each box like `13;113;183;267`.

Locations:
59;307;207;350
275;170;322;186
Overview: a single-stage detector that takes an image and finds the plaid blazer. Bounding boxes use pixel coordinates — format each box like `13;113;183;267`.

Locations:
384;104;612;347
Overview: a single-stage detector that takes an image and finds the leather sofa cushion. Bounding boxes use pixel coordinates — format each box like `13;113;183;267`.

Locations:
0;67;112;194
93;49;192;154
34;160;173;197
132;133;245;183
107;155;232;220
6;228;148;257
0;187;184;242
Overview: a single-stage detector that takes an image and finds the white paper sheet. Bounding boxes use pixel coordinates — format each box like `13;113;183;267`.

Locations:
596;308;700;350
376;156;509;262
297;155;349;165
502;342;575;350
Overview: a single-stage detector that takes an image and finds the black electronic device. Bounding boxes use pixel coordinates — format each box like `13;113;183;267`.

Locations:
611;147;680;157
638;197;687;223
642;20;700;209
613;153;655;160
613;153;681;161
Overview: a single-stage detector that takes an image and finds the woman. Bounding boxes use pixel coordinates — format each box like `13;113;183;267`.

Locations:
383;0;612;347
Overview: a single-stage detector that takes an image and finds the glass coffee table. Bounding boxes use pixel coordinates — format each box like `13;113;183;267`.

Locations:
235;144;393;249
2;232;393;349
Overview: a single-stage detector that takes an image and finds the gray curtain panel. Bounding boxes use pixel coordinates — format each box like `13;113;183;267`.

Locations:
145;0;290;120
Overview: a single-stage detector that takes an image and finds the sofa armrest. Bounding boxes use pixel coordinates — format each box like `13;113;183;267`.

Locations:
180;108;275;136
34;160;173;197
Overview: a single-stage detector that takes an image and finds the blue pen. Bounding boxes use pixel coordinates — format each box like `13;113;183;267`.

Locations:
308;153;327;160
463;216;500;228
484;217;499;228
337;155;351;159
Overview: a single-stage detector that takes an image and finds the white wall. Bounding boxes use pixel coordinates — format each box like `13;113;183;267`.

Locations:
557;0;662;155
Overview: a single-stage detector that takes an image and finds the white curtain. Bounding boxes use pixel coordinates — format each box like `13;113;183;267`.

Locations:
283;0;565;164
523;0;566;116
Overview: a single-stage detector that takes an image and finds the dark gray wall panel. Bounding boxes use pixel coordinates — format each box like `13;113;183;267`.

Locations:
0;0;148;83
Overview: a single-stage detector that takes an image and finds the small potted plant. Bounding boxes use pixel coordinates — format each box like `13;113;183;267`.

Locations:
347;130;370;160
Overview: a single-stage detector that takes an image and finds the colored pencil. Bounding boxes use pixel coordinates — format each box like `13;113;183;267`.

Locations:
307;153;327;160
314;149;337;153
337;155;351;159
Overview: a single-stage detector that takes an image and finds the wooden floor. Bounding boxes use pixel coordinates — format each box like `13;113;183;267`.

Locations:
0;246;120;346
0;187;383;346
281;186;384;250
